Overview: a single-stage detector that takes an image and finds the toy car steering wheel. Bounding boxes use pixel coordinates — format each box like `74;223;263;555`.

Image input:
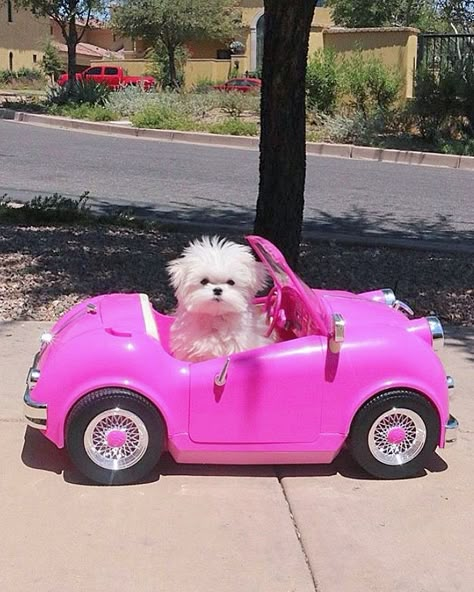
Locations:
265;285;282;337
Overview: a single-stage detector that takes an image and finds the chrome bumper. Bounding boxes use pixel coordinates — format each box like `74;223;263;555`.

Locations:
445;414;458;446
23;387;47;430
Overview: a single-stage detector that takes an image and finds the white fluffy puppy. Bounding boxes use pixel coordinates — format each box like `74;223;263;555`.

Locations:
167;236;272;362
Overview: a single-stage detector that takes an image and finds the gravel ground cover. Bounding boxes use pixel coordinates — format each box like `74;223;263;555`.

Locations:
0;223;472;325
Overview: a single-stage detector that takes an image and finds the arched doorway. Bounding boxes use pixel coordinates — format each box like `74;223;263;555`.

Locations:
249;9;264;72
256;15;264;73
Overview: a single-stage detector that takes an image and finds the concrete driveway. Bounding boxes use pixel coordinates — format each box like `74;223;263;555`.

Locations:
0;321;472;591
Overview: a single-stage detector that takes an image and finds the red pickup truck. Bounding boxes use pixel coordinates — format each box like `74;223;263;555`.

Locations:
58;65;156;90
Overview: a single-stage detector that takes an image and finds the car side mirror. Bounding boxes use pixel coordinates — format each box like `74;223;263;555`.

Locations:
329;313;345;353
214;357;231;387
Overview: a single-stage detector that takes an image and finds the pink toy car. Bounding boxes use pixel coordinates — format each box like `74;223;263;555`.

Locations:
23;236;458;485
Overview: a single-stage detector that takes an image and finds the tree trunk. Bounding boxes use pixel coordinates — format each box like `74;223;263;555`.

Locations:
67;17;78;85
254;0;315;268
167;46;178;89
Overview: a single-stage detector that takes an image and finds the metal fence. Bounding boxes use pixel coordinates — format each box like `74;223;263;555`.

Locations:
417;33;474;70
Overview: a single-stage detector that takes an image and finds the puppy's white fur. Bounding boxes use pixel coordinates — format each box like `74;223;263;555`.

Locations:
168;236;272;362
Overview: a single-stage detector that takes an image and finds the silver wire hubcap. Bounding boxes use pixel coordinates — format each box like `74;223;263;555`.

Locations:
84;408;149;471
368;407;426;466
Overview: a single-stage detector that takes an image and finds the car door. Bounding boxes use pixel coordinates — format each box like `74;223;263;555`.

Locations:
189;336;325;444
103;66;120;88
83;66;103;84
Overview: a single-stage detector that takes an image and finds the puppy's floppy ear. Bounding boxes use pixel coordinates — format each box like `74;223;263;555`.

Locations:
253;261;270;294
167;258;187;292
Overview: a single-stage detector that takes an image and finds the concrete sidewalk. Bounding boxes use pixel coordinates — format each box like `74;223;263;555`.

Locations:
0;321;472;592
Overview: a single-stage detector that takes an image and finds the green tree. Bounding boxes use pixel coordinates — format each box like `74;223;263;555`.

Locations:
112;0;241;89
254;1;316;267
41;39;63;82
438;0;474;30
14;0;105;83
326;0;440;29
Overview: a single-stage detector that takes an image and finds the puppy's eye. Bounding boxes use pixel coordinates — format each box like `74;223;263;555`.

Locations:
227;279;235;286
200;278;209;285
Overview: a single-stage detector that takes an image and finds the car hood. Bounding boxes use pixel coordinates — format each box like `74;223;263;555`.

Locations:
320;290;410;328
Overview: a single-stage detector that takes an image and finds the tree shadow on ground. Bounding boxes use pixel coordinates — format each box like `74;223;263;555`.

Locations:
1;200;473;337
89;198;474;247
21;428;448;486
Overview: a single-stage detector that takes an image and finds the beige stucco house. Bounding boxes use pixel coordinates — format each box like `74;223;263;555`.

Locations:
0;2;130;72
1;0;418;97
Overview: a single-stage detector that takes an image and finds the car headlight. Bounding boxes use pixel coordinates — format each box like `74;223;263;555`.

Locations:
427;316;444;350
382;288;396;306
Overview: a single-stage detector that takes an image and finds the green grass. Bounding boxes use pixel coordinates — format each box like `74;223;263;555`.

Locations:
47;104;118;122
130;105;197;131
207;118;258;136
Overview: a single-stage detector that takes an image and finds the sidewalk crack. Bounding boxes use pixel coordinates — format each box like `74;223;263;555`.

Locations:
276;469;319;592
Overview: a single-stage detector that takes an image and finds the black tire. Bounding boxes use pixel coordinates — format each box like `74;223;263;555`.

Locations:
66;388;165;485
348;390;439;479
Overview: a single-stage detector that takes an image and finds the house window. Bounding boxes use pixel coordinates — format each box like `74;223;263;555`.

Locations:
7;0;13;22
9;52;13;70
112;33;116;42
33;54;37;63
50;25;53;35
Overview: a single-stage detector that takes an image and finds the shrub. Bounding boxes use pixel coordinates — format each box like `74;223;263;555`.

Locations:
146;43;188;89
47;79;110;106
439;138;474;156
306;48;340;114
21;192;92;224
341;52;402;118
49;104;118;121
411;64;460;141
192;77;216;93
0;69;12;84
0;67;44;86
207;117;258;136
311;111;386;145
451;54;474;136
16;67;42;80
130;104;196;130
217;90;259;117
41;40;63;81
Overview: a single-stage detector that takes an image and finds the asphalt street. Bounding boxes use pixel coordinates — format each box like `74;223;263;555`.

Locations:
1;120;473;245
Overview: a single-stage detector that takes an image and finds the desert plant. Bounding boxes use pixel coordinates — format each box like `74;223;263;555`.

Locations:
21;192;92;223
47;79;110;106
410;64;460;141
192;77;216;93
41;40;63;82
218;90;259;117
341;51;402;118
49;104;118;121
452;54;474;136
306;48;340;114
16;66;43;80
207;117;258;136
0;69;12;85
311;111;387;145
130;104;196;130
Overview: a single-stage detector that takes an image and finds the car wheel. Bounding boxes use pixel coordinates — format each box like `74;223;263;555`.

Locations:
66;388;165;485
348;390;439;479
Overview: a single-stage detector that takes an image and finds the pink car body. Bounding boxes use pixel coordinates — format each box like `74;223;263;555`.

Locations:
24;236;458;484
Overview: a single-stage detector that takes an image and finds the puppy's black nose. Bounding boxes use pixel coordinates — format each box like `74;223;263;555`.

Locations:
213;287;223;296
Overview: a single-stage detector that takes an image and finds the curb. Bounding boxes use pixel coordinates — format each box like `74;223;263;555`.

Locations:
7;110;474;170
0;108;15;120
